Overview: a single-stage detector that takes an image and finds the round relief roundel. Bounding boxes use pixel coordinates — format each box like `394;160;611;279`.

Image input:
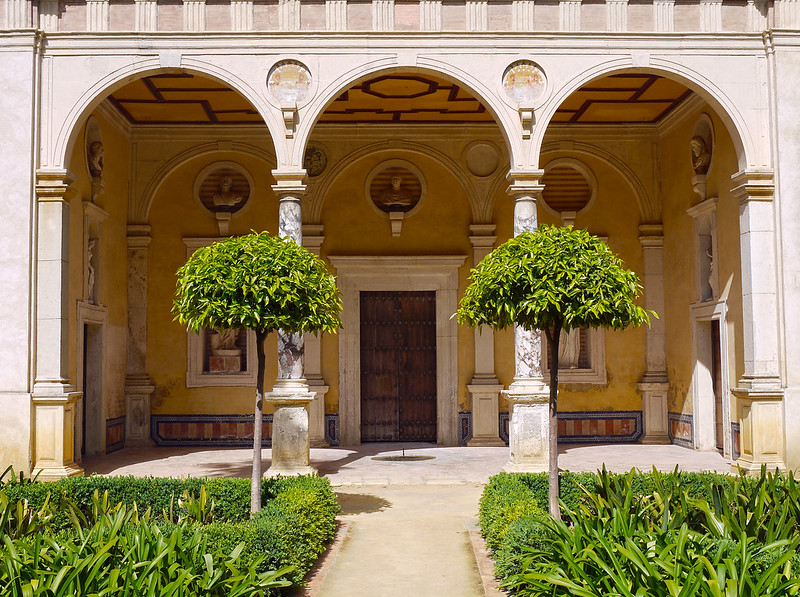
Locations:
268;60;312;104
503;61;547;105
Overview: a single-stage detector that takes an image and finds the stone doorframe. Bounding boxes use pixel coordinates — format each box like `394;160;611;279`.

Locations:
75;300;108;461
690;299;732;458
328;256;466;446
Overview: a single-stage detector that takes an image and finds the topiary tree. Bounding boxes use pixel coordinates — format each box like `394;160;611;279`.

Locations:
457;225;653;519
173;231;342;513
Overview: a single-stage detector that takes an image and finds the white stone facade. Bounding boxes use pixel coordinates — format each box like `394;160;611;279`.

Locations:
0;0;798;477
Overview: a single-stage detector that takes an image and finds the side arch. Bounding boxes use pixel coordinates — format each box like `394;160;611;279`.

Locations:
54;60;281;172
136;141;276;224
293;61;523;169
532;61;755;172
307;141;482;223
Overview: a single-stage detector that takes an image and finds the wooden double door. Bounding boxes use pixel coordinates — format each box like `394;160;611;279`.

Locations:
360;291;437;442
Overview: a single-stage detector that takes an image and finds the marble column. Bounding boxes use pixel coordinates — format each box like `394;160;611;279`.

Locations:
302;224;329;447
32;170;83;480
502;170;551;473
467;224;504;446
637;225;670;444
265;170;316;477
125;225;155;446
730;170;785;473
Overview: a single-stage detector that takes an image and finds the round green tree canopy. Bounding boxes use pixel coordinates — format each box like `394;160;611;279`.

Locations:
457;225;651;333
173;232;342;335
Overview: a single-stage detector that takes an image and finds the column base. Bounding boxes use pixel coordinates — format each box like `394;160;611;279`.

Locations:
638;380;670;445
502;381;551;473
467;383;504;447
732;383;786;474
265;386;317;477
33;462;84;482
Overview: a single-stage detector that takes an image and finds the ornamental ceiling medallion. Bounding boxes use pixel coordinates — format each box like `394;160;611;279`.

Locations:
503;61;547;104
268;60;312;104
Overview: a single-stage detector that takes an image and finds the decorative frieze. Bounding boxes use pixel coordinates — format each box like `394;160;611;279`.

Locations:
326;0;347;30
419;0;442;31
86;0;110;31
230;0;253;31
135;0;158;31
560;0;582;31
607;0;628;31
183;0;206;31
653;0;675;32
372;0;394;30
279;0;301;30
466;0;488;31
699;0;722;32
512;0;535;31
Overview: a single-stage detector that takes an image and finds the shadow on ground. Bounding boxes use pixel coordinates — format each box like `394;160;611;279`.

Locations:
335;492;392;515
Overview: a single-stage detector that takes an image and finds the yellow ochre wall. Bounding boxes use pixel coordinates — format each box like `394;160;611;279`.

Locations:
146;150;280;415
67;114;131;422
660;107;744;417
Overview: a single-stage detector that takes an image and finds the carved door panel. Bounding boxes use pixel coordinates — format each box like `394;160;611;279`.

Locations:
360;291;437;442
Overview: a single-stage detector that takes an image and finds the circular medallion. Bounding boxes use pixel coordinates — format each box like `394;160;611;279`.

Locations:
465;143;500;177
194;162;252;216
503;61;547;105
268;60;312;104
304;145;328;177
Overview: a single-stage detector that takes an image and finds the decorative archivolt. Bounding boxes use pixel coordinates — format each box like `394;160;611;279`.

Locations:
135;142;276;224
305;140;488;224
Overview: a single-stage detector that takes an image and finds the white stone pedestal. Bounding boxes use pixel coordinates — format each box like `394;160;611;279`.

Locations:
265;387;316;477
32;391;84;481
501;384;551;473
467;383;504;446
732;387;786;474
638;381;670;444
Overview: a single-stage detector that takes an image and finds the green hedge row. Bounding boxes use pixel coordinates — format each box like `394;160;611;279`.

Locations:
479;468;800;596
2;474;340;591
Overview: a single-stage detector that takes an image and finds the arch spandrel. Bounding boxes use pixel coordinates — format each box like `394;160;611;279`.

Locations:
530;56;762;173
50;55;283;172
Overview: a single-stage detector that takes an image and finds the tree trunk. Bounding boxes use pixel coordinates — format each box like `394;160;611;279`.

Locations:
545;323;562;521
251;330;267;514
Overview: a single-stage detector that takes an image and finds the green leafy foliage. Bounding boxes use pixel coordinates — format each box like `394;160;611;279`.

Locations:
173;231;342;336
0;474;340;592
480;468;800;596
457;225;652;333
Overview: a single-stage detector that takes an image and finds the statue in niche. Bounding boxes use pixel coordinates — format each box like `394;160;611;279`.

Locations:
87;239;97;303
88;141;104;177
558;328;581;369
212;176;245;208
690;135;711;175
379;176;414;210
707;248;719;299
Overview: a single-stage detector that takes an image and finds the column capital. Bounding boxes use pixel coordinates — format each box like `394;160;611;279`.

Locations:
731;169;774;203
127;224;152;248
469;224;497;250
506;169;545;199
638;224;664;247
35;169;77;201
271;169;307;198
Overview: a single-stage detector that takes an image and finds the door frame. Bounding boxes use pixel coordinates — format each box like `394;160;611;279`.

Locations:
329;255;465;446
690;299;731;457
76;300;108;460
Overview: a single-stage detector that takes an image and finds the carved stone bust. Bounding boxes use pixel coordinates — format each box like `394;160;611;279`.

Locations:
88;141;104;177
690;135;711;175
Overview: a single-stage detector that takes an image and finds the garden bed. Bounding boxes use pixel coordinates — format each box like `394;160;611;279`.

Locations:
0;472;339;596
479;468;800;596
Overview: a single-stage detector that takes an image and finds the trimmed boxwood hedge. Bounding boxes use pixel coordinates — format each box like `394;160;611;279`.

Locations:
2;474;339;591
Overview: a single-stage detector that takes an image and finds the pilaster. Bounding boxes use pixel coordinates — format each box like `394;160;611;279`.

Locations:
4;0;29;28
183;0;206;31
326;0;347;30
606;0;627;31
730;170;785;472
699;0;722;32
653;0;675;32
559;0;581;31
746;0;767;31
302;224;328;447
39;0;59;30
125;225;155;446
230;0;253;30
775;0;800;28
419;0;442;31
279;0;301;31
466;0;488;31
372;0;394;30
86;0;110;31
512;0;535;30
